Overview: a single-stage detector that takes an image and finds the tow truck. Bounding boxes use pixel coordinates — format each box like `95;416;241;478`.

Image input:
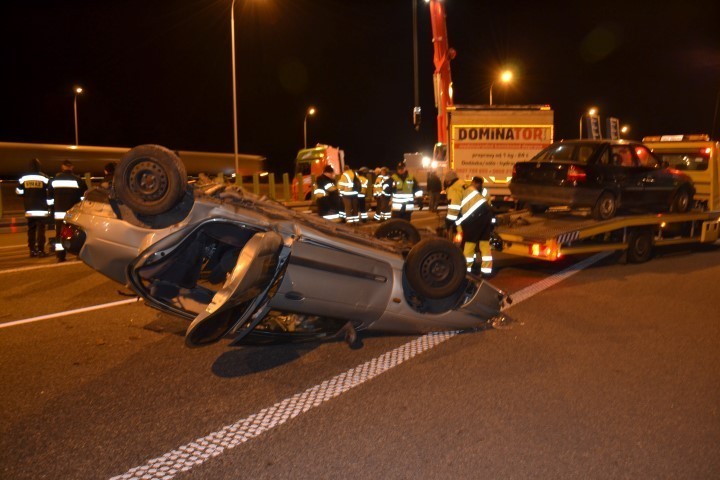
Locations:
493;135;720;263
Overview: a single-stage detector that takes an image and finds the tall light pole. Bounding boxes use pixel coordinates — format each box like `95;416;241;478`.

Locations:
489;70;513;105
73;86;83;146
230;0;239;176
303;106;316;149
579;107;597;139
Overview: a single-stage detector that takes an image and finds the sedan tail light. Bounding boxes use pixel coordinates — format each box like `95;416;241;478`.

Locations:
567;165;587;182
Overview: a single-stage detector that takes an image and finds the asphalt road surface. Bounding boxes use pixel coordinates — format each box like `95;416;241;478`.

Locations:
1;230;719;479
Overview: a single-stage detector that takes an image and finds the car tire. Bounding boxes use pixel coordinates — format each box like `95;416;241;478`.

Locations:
114;145;187;216
626;228;653;263
405;238;466;299
669;187;693;213
592;191;617;220
374;219;421;244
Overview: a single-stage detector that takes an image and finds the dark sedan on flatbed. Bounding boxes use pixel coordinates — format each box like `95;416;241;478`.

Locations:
509;139;695;220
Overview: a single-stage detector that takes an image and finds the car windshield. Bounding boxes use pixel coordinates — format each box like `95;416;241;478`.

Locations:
652;150;709;171
531;143;597;163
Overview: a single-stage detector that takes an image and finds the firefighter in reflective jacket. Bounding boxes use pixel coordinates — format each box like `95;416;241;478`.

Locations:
356;167;370;222
49;160;87;261
373;167;392;221
338;164;359;223
16;158;51;257
455;176;494;275
390;162;422;221
313;165;341;221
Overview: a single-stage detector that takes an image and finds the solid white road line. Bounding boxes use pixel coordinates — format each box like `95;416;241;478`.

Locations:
0;298;141;329
109;251;613;480
0;261;82;275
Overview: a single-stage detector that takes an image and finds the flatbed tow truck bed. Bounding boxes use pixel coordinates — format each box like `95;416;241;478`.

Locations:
495;208;720;263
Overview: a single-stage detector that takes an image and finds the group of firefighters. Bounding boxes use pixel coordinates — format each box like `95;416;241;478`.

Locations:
313;161;423;224
313;161;494;276
15;158;88;261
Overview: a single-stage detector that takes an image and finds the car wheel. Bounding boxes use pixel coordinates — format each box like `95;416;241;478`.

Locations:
405;238;466;299
374;219;421;244
592;191;617;220
114;145;187;216
669;187;692;213
626;228;653;263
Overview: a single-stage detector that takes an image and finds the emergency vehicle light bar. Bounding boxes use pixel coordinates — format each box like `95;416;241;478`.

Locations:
642;134;710;142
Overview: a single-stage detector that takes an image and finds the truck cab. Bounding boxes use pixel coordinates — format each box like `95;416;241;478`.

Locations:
643;134;719;211
292;145;344;201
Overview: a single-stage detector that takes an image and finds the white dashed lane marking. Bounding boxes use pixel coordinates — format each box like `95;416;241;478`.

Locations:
109;251;612;479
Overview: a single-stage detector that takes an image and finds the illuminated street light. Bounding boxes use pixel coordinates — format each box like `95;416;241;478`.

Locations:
489;70;513;105
579;107;598;139
621;125;630;138
303;106;316;149
73;86;83;146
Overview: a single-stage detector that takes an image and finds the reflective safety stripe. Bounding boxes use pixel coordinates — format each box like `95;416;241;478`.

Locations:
323;213;340;220
25;210;49;217
446;214;458;221
18;175;49;184
55;242;64;251
456;198;486;226
314;189;326;196
54;211;67;220
460;190;479;207
15;188;23;195
51;180;80;188
481;267;492;274
414;190;424;197
47;199;54;205
340;191;358;196
322;182;334;190
482;256;493;261
465;257;475;263
467;266;473;272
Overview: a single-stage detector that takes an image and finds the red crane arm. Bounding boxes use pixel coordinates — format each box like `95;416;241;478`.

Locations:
428;0;455;145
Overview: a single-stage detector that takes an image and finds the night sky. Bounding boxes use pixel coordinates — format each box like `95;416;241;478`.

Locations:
2;0;718;174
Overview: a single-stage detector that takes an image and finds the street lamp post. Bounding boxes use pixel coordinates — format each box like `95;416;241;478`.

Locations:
489;70;513;105
303;107;316;149
579;107;598;139
230;0;239;176
73;86;83;146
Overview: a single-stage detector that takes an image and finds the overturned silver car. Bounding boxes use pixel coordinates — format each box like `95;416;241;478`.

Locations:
63;145;509;347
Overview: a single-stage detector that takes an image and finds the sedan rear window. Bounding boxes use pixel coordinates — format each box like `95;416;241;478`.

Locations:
532;143;597;163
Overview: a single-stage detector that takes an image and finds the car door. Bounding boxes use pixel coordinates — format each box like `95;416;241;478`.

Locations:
609;144;648;207
185;231;288;347
633;145;674;205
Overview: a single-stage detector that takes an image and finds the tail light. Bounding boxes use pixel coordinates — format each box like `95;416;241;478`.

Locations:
567;165;587;183
60;224;86;255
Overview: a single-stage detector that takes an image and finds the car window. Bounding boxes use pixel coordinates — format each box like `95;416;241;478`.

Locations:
595;148;611;165
635;146;659;168
578;145;594;163
612;146;636;167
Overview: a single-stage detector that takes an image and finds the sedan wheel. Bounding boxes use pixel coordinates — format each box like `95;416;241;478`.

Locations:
670;188;692;213
115;145;187;216
404;238;466;299
592;191;617;220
